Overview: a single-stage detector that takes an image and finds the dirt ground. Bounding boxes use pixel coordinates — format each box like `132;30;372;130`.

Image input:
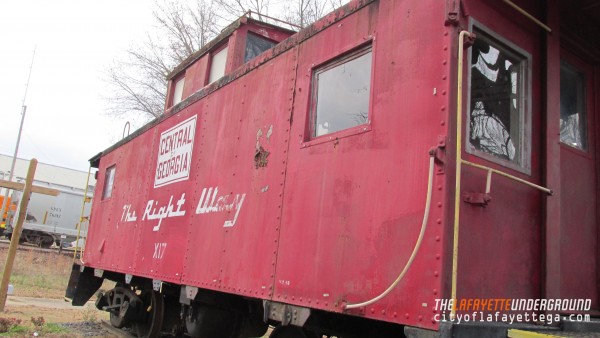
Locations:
2;296;115;337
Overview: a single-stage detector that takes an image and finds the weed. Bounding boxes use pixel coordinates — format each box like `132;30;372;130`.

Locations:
31;316;45;331
81;307;97;323
0;318;21;333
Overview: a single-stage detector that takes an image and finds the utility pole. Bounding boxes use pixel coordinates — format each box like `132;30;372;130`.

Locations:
0;46;35;226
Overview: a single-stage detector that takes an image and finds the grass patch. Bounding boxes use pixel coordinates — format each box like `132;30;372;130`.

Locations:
0;319;71;336
0;248;74;299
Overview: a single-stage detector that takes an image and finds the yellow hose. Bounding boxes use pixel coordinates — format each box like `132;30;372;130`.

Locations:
450;30;473;320
344;154;435;310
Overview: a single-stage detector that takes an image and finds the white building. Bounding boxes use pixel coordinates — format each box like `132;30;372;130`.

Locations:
0;153;96;192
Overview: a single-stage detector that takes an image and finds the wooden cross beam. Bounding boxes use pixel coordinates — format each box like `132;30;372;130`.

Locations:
0;159;60;312
0;179;60;196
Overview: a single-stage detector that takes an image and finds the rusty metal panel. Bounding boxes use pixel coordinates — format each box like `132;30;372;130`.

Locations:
84;129;157;276
180;49;297;299
272;0;449;329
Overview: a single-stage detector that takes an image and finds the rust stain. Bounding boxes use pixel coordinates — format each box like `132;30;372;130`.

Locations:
254;146;270;169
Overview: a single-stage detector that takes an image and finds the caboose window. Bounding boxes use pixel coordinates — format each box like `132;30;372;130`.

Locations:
245;33;277;63
208;44;228;84
560;61;587;151
173;77;185;105
311;46;372;138
102;165;116;200
468;27;530;171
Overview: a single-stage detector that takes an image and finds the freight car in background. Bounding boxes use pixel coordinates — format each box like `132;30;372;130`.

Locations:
5;180;92;248
65;0;600;337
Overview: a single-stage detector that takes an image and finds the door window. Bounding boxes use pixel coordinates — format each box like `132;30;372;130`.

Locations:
467;26;531;172
560;61;587;151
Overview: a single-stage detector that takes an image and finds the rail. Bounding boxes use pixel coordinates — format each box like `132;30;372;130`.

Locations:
73;165;92;263
502;0;552;33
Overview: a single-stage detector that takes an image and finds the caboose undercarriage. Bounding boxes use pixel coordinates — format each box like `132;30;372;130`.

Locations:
67;264;408;337
67;264;600;337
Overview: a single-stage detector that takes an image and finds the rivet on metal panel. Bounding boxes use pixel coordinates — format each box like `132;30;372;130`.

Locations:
436;254;441;260
405;313;410;319
382;310;386;315
438;185;443;191
393;312;397;318
370;308;375;314
435;236;441;242
442;60;447;65
434;271;439;277
441;106;446;111
433;88;437;95
441;121;446;126
437;202;442;208
437;218;442;224
419;315;423;321
443;46;448;51
442;75;447;80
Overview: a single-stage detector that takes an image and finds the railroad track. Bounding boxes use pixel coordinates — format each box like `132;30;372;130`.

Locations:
0;239;77;256
100;320;137;338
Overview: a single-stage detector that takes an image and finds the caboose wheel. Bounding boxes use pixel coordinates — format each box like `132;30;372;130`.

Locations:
38;234;54;248
270;326;320;338
132;289;164;338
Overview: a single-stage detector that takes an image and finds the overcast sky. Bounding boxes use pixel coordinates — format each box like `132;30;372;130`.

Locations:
0;0;156;172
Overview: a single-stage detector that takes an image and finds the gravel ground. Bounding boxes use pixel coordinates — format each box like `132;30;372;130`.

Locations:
60;322;118;337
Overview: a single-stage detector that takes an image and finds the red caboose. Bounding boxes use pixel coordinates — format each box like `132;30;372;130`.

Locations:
66;0;600;337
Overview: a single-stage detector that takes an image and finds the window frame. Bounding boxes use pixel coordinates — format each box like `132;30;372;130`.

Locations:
172;75;186;106
102;165;116;200
302;40;375;147
207;42;229;85
559;59;589;154
244;32;278;63
465;20;533;175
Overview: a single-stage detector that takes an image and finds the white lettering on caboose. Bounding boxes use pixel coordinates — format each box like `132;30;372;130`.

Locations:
142;193;187;231
195;187;246;227
154;115;197;188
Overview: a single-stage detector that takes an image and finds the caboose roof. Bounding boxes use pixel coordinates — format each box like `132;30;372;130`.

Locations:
166;15;297;81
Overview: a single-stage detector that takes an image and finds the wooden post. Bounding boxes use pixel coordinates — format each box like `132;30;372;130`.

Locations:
0;159;37;312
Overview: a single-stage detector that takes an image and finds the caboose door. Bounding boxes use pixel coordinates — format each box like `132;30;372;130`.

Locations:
457;1;546;304
557;51;598;308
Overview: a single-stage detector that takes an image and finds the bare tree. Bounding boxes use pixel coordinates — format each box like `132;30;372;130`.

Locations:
105;0;219;119
214;0;271;21
283;0;330;28
106;0;349;120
